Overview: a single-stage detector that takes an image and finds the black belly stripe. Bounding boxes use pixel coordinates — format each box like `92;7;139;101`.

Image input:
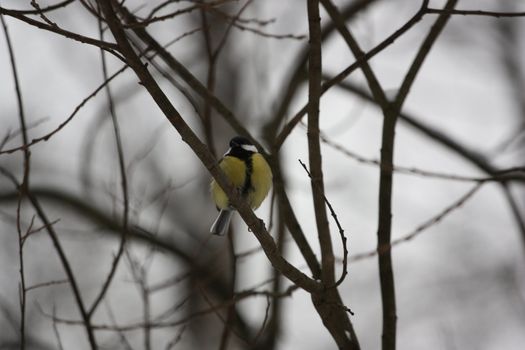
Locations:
241;156;253;196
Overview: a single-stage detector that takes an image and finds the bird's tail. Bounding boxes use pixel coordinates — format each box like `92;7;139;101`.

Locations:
210;210;234;236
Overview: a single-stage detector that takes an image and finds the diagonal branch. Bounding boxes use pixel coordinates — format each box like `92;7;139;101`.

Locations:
320;0;389;110
27;192;97;349
2;0;74;14
394;0;457;112
0;6;122;59
97;0;321;294
113;4;263;153
274;1;430;149
0;64;128;156
265;0;381;139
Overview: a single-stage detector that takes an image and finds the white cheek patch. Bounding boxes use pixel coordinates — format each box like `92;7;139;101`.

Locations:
241;144;258;153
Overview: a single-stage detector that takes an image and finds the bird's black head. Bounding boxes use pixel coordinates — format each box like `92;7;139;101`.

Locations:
229;136;257;151
227;136;257;157
229;136;251;148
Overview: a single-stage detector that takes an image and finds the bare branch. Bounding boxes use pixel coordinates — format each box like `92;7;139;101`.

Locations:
426;7;525;18
0;65;128;155
26;279;69;292
274;1;429;149
4;0;75;15
317;128;525;183
266;0;381;140
0;6;123;58
27;192;97;348
47;284;298;332
305;1;359;349
320;0;388;109
376;2;456;348
349;183;483;263
113;4;263;152
86;10;130;318
129;0;233;28
298;159;348;288
2;13;30;349
306;0;332;286
97;0;322;294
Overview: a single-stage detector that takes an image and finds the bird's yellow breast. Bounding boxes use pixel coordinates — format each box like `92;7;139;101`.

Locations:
211;156;246;209
211;153;272;210
249;153;272;209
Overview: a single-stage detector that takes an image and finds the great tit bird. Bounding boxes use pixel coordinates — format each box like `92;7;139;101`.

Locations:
210;136;272;236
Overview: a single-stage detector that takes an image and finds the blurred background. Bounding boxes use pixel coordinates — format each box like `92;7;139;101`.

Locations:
1;0;525;349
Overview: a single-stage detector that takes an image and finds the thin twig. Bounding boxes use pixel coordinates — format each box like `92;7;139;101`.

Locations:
272;155;322;278
30;0;58;26
0;65;128;155
198;286;248;345
317;128;525;183
21;218;59;243
87;7;130;318
349;182;483;263
129;0;231;28
394;0;456;111
3;0;74;14
27;192;97;348
104;301;135;350
252;295;271;344
146;0;234;20
52;304;65;350
26;279;69;292
211;7;276;26
2;13;29;349
0;6;123;58
426;8;525;18
501;184;525;250
298;159;348;287
222;20;305;40
48;283;299;331
165;325;187;350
